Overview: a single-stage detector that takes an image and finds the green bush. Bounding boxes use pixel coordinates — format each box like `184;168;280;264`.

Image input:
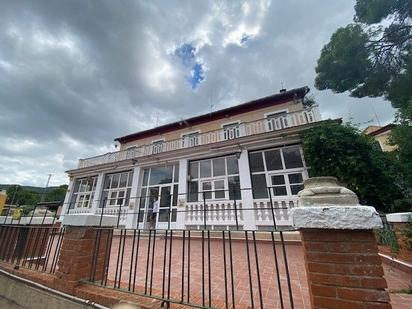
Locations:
377;228;400;253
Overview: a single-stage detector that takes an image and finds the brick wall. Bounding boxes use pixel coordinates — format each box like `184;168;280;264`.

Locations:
54;227;111;294
301;229;391;309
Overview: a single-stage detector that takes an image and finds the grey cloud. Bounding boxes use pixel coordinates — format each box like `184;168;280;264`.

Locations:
0;0;395;186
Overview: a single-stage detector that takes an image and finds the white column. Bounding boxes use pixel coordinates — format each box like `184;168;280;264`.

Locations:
126;166;142;229
238;149;256;230
59;177;75;220
90;172;105;214
176;159;188;229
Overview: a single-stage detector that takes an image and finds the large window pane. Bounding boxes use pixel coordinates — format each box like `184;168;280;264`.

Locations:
189;162;198;179
120;172;128;187
149;166;173;185
228;176;241;200
111;174;120;188
202;181;212;199
188;181;198;202
142;169;149;186
273;186;287;196
271;175;285;185
288;173;303;184
127;171;134;186
214;180;225;199
251;174;268;199
226;155;239;174
283;146;303;168
200;160;211;178
265;150;283;170
213;158;225;176
249;152;265;172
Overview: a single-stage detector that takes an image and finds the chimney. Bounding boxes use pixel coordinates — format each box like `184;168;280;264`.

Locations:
280;88;286;93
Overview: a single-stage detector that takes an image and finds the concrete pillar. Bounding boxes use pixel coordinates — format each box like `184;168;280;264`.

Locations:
176;159;188;229
292;177;391;309
55;214;117;294
238;149;256;230
126;165;142;229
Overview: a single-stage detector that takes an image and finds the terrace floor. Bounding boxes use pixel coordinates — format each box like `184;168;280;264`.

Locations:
100;234;412;309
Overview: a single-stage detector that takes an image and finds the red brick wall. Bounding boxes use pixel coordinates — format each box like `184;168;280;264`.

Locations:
301;229;391;309
54;227;111;294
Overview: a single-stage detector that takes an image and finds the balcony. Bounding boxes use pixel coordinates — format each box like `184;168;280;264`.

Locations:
78;106;321;169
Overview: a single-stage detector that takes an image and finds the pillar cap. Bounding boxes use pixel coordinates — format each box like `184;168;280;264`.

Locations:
386;212;412;223
292;206;382;230
298;177;359;207
62;214;118;227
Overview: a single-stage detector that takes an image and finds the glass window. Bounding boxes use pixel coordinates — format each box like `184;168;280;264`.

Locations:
271;175;287;196
71;176;98;209
213;158;225;176
226;155;239;174
120;172;128;187
289;173;304;195
202;181;212;200
142;170;149;186
283;146;303;168
188;181;198;202
200;160;211;178
251;174;268;199
271;175;285;185
189;162;198;179
228;176;241;200
249;152;265;172
149;166;173;185
214;180;225;199
265;150;283;170
111;174;119;188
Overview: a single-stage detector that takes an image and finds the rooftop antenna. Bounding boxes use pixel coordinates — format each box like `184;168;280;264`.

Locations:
371;104;381;126
41;174;52;203
155;112;160;127
209;89;215;113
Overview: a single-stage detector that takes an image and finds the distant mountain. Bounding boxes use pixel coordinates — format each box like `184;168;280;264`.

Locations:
0;184;62;194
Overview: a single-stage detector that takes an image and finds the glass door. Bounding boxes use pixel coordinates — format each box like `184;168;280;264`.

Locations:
157;186;172;229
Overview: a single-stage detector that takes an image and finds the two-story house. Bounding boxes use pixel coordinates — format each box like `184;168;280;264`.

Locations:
61;86;327;230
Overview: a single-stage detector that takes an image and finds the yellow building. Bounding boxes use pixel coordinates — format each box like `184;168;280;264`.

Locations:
363;124;396;152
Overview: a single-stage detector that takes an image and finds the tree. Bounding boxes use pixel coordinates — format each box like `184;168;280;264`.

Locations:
302;122;404;212
315;0;412;192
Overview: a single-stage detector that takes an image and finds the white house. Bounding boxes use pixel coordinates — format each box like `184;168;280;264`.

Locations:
61;86;329;230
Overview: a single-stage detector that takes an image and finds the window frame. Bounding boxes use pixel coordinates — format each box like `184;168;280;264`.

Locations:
187;154;241;202
102;170;133;208
221;120;242;140
71;176;98;209
181;130;201;148
151;138;165;154
249;145;307;200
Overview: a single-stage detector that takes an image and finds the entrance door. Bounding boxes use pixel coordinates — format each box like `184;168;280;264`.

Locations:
157;186;172;229
140;185;173;229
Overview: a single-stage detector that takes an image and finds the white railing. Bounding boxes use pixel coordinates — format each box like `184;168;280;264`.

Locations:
78;106;320;168
254;197;299;226
185;201;243;226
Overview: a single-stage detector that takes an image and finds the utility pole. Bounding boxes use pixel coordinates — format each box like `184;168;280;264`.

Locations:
41;174;52;203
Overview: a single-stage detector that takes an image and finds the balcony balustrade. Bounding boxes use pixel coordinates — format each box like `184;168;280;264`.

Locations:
78;106;320;169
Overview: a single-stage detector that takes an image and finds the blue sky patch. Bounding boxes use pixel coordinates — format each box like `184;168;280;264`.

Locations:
175;43;205;89
187;62;204;89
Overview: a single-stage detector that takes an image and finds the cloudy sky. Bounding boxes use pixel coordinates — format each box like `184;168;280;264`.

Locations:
0;0;395;187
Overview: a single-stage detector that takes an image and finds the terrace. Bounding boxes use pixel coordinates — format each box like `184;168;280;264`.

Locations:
77;106;321;169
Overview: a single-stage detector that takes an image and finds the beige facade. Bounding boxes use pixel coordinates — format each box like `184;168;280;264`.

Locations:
363;124;396;152
120;100;304;150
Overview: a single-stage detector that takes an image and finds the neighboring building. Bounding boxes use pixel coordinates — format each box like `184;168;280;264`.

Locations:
61;86;330;230
363;124;396;152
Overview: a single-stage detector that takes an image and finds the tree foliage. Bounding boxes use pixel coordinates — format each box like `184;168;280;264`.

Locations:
5;185;67;206
302;122;404;212
315;0;412;194
316;0;412;102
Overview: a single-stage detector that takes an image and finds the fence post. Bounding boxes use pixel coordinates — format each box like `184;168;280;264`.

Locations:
292;177;391;309
54;214;116;294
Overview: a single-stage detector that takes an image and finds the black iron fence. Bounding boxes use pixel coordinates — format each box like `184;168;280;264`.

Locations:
0;223;65;274
87;227;297;309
